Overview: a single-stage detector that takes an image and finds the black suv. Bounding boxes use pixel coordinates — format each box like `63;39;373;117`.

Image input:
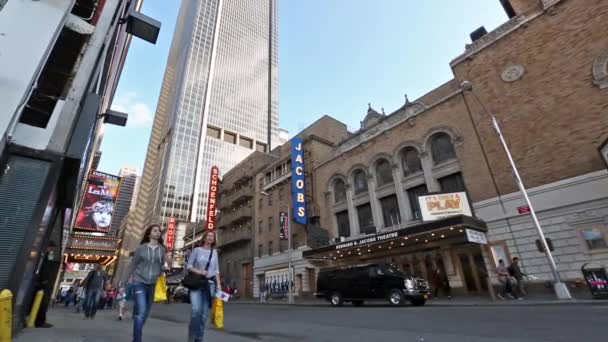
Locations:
316;263;429;306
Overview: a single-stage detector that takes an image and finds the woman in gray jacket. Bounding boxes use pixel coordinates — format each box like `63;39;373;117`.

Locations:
126;224;166;342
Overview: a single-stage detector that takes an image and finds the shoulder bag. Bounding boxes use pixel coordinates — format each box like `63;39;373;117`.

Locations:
181;249;214;290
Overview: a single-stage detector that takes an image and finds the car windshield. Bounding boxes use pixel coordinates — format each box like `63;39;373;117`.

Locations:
381;264;408;277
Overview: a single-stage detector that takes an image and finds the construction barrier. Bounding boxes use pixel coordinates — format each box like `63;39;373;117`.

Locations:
25;290;44;329
0;289;12;342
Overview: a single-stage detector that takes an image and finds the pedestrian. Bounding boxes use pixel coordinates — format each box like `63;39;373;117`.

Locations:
496;259;515;300
432;268;451;299
32;240;60;328
64;288;74;307
75;284;86;313
82;264;108;319
187;230;221;342
508;257;527;299
106;286;116;309
125;224;167;342
116;287;127;321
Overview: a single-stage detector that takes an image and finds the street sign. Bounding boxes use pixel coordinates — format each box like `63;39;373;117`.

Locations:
517;205;531;214
466;229;488;244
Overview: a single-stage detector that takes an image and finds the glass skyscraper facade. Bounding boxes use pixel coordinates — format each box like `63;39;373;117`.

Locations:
134;0;278;239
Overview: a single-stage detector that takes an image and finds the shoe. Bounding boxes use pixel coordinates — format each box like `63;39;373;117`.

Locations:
36;323;53;328
507;294;516;299
497;294;505;300
517;297;524;300
118;316;122;321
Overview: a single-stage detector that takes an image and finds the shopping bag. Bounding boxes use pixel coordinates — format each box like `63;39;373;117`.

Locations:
211;297;224;329
153;274;168;302
215;290;230;302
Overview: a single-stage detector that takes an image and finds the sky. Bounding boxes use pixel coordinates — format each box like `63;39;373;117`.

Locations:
98;0;507;176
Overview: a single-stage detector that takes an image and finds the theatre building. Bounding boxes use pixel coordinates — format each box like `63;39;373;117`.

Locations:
306;0;608;298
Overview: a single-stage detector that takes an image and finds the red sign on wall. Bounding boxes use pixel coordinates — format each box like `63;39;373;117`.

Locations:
205;166;220;231
517;205;531;214
166;217;177;250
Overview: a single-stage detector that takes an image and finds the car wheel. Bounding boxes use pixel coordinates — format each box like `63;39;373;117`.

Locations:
388;289;404;306
330;292;343;307
410;297;426;306
352;300;364;307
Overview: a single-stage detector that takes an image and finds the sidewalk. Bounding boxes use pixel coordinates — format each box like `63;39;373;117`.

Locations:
13;306;253;342
233;295;608;307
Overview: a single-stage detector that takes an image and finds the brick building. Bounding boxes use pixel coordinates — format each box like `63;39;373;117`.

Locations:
252;116;350;298
302;0;608;298
216;151;278;298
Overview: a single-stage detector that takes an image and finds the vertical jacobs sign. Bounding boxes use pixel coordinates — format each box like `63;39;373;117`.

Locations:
290;137;307;225
205;166;220;230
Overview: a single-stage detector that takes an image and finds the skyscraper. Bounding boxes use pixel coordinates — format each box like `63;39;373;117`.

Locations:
110;166;139;237
121;0;278;263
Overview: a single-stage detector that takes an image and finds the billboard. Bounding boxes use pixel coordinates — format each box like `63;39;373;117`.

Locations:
279;211;289;240
290;137;307;225
418;191;472;222
205;166;220;230
166;217;177;251
74;170;121;233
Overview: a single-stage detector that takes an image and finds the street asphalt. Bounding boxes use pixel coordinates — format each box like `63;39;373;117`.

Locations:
14;301;608;342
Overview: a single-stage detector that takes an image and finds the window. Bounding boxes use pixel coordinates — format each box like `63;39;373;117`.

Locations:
375;159;394;186
430;132;456;165
258;220;263;234
333;179;346;203
268;192;273;206
357;203;375;234
353;170;368;194
401;147;423;176
268;216;273;232
407;184;428;220
207;126;220;139
292;233;299;248
268;241;273;255
224;131;237;144
259;199;263;210
580;225;608;250
380;195;401;228
278;186;284;201
258;244;263;258
336;211;350;237
240;136;253;149
256;142;267;152
439;173;466;193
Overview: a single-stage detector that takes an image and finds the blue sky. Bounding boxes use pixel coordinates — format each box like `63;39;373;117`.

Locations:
98;0;507;175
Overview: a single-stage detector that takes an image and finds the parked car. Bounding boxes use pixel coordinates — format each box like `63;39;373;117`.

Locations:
316;263;430;307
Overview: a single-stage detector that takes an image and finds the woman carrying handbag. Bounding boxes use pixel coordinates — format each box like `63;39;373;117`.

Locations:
185;231;220;342
125;224;167;342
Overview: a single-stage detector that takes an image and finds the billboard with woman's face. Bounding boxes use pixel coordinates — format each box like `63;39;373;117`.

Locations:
74;170;121;233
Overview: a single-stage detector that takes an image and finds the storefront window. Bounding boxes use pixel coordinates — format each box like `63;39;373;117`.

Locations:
430;132;456;165
580;225;608;250
380;195;400;227
438;172;466;193
357;203;375;234
334;179;346;203
336;210;350;237
407;184;428;220
353;170;368;194
401;147;423;176
375;159;394;186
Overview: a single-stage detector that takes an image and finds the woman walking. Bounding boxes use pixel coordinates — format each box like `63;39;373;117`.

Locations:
125;224;166;342
187;231;220;342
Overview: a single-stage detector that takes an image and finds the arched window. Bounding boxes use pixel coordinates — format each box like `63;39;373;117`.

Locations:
430;132;456;165
353;169;368;194
333;179;346;203
375;159;394;186
400;147;422;176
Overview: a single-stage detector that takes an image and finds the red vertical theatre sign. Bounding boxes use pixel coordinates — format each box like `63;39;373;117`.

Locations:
165;217;177;251
205;166;220;230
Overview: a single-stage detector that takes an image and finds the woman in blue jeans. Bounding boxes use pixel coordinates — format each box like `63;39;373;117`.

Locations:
187;231;220;342
125;224;167;342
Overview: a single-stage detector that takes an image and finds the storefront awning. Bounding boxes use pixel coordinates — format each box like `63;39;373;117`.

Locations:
64;234;119;265
302;215;487;261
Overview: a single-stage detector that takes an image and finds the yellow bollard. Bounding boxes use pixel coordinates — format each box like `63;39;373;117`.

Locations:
26;290;44;329
0;289;12;342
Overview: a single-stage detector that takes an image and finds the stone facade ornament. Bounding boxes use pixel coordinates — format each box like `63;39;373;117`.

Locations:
593;50;608;89
501;64;525;82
